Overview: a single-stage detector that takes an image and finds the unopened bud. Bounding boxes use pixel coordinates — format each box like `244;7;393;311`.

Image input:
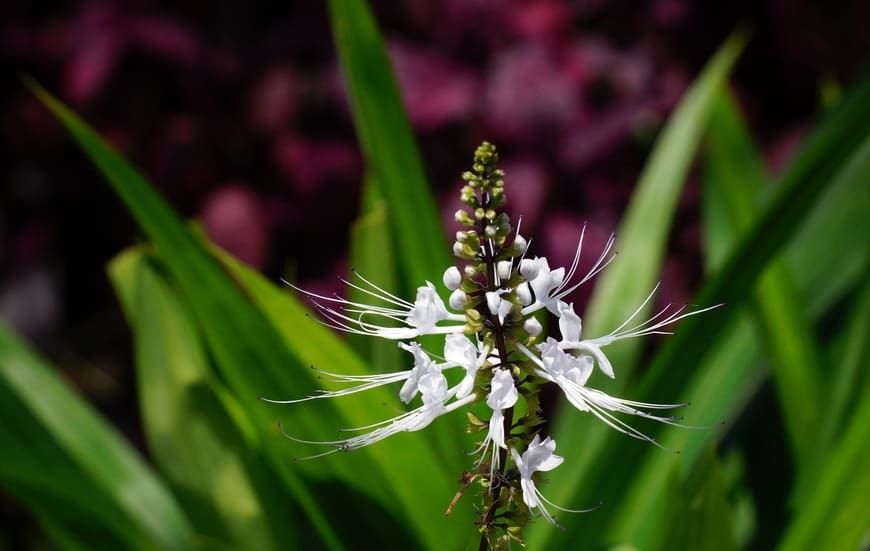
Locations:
455;209;473;225
519;258;539;280
512;235;527;253
449;289;467;310
524;317;543;337
516;282;532;306
496;260;512;281
443;266;462;290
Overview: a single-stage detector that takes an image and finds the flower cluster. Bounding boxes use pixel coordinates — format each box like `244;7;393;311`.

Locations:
269;142;717;549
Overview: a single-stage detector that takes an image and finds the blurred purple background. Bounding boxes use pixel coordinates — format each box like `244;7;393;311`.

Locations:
1;0;867;545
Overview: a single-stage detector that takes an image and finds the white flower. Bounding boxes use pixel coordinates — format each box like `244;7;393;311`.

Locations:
282;368;477;460
472;368;518;480
518;340;688;449
260;340;446;405
554;285;722;379
486;369;518;450
443;334;490;399
398;342;439;404
521;227;616;316
511;435;591;525
285;271;466;340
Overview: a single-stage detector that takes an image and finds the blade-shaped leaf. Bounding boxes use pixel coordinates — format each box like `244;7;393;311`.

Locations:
348;177;403;374
703;88;823;464
26;81;418;550
776;383;870;550
213;246;474;545
658;449;739;551
328;0;451;288
580;30;746;374
529;70;870;550
0;322;194;550
109;249;281;551
532;32;745;546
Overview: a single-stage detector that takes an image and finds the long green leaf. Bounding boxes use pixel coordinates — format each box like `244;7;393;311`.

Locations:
776;383;870;550
796;263;870;503
213;247;474;548
530;70;870;550
348;177;403;374
580;30;746;373
0;322;194;550
27;80;409;550
704;88;823;464
328;0;451;288
531;32;745;547
109;249;280;551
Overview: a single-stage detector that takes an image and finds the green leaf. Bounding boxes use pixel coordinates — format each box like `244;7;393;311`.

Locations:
703;88;823;464
348;177;403;374
529;69;870;550
213;247;473;548
327;0;451;288
580;30;746;373
26;80;411;550
0;322;194;550
796;263;870;502
532;32;745;547
658;449;739;551
108;249;280;551
776;383;870;550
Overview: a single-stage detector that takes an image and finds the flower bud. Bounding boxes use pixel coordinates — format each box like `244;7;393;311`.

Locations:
516;282;532;306
454;242;477;259
442;266;462;290
485;225;497;238
448;288;467;310
496;260;512;281
456;231;468;243
464;265;478;278
512;234;527;252
474;207;486;220
455;209;474;225
524;317;543;337
519;258;539;280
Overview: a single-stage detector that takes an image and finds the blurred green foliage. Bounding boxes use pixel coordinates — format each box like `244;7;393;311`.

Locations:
2;0;868;549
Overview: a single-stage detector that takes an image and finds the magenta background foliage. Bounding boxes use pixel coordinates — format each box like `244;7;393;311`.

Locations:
1;0;867;545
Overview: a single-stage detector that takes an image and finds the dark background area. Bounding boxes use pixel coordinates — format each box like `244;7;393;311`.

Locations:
1;0;867;547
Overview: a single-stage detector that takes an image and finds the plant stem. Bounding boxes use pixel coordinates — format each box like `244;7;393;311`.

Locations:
478;231;515;551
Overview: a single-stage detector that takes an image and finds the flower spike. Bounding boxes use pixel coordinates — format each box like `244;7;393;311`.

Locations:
266;141;719;546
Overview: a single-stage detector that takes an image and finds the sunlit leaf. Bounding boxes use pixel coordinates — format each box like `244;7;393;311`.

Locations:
0;322;194;550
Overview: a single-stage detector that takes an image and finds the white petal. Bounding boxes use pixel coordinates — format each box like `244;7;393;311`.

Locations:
557;301;582;343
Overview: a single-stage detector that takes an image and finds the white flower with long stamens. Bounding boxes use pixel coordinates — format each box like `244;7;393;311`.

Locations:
511;435;592;526
259;341;447;405
554;285;722;379
522;227;617;316
518;339;690;450
443;334;490;399
472;369;518;481
284;368;478;460
269;142;723;543
486;369;518;450
286;272;466;340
